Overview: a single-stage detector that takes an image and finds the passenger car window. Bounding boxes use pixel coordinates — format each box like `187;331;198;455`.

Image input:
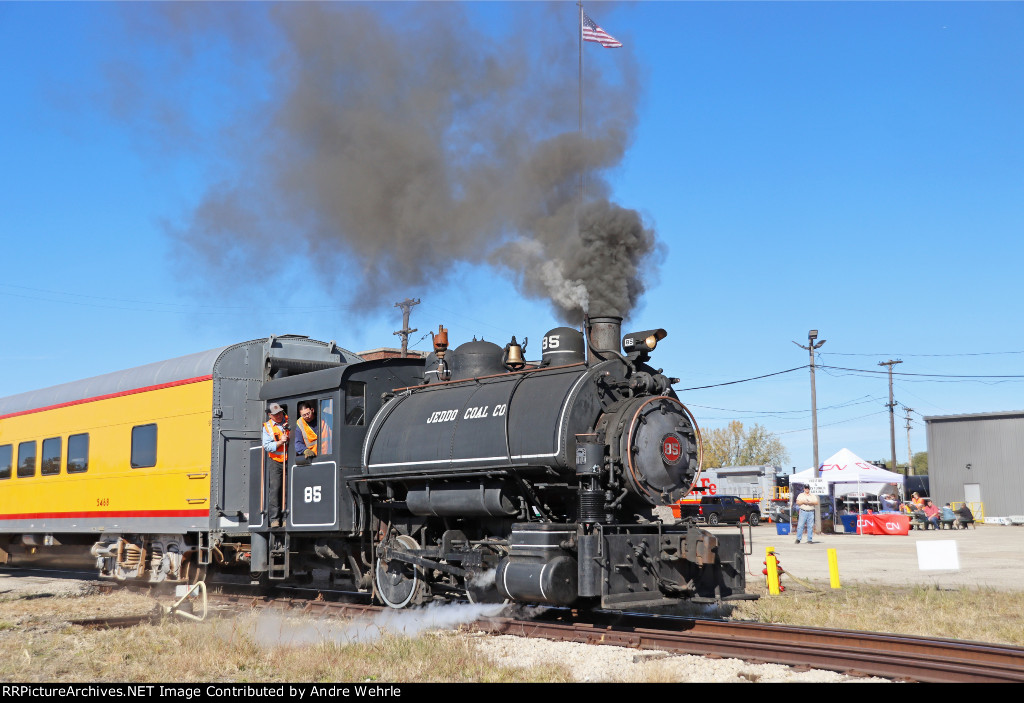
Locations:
17;441;37;478
0;445;11;480
131;424;157;468
319;398;334;455
67;433;89;474
41;437;62;476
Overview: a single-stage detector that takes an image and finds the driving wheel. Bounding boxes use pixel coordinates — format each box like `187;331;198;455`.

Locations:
375;534;426;609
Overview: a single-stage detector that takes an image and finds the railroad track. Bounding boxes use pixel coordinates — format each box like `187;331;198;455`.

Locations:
138;588;1024;683
488;610;1024;684
23;570;1023;683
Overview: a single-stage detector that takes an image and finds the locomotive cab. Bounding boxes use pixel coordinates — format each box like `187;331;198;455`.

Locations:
248;357;424;583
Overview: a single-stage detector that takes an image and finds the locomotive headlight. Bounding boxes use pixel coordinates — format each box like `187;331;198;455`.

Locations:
622;328;667;354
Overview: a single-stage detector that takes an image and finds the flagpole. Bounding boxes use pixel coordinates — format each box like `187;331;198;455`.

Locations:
578;1;584;210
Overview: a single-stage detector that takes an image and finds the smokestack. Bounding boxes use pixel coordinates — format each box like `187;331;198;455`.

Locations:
587;315;622;364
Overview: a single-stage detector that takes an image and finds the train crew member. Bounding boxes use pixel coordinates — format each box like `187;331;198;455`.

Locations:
295;401;318;458
262;402;289;526
795;485;818;544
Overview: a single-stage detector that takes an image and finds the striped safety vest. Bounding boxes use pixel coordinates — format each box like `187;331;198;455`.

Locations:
297;417;318;455
264;419;288;463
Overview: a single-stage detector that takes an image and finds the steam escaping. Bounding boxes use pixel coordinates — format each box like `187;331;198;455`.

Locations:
468;568;498;592
247;602;508;647
113;4;659;322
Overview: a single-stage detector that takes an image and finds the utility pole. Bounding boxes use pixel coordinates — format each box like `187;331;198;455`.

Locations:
794;330;826;533
879;359;903;475
793;331;827;477
904;407;915;476
393;298;420;358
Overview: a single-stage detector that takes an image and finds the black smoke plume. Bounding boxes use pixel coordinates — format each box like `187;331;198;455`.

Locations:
116;4;659;322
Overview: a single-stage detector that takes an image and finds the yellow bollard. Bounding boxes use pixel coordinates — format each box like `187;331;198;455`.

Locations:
765;546;781;595
828;547;841;589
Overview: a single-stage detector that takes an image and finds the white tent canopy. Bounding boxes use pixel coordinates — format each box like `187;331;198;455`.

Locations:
790;448;905;486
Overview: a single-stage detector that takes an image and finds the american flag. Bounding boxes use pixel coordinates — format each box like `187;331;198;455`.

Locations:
582;12;622;49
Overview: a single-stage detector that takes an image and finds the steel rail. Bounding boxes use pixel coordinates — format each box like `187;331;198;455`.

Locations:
476;611;1024;683
199;591;1024;683
53;578;1024;684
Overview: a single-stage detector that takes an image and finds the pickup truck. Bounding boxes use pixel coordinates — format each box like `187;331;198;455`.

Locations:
676;495;761;526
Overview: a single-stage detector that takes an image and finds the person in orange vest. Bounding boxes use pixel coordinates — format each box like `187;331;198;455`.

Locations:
262;402;289;526
295;401;318;459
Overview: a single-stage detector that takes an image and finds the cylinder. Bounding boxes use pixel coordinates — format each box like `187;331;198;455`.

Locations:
587;316;622;363
406;484;518;517
496;556;578;605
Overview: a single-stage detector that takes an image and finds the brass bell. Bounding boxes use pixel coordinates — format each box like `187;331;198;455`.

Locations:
504;335;526;371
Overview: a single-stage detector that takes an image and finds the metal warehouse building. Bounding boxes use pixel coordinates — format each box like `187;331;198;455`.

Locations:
925;410;1024;518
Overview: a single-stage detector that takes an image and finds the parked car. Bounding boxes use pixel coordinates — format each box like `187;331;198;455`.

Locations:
676;495;761;526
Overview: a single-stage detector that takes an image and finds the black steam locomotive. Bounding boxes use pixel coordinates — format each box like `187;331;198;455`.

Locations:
0;317;750;610
255;315;749;608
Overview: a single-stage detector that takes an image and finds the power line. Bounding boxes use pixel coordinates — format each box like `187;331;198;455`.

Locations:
688;394;882;418
676;365;808;391
777;410;889;435
824;350;1024;358
819;364;1024;379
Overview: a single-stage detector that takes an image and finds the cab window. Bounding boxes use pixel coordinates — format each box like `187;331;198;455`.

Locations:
295;400;318;459
131;424;157;468
319;398;334;455
17;441;36;478
345;382;365;426
67;434;89;474
41;437;62;476
0;445;11;480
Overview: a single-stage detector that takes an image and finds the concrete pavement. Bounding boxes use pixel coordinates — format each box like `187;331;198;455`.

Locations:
726;522;1024;591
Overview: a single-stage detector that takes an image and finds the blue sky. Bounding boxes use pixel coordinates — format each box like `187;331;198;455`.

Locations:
1;2;1022;471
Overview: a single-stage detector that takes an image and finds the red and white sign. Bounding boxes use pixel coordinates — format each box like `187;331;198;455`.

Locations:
687;477;717;497
661;434;682;464
856;513;910;535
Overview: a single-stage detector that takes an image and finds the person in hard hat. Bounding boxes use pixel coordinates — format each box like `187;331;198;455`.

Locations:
262;403;289;527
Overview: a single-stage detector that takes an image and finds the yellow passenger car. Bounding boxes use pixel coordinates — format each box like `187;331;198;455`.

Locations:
0;336;354;581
